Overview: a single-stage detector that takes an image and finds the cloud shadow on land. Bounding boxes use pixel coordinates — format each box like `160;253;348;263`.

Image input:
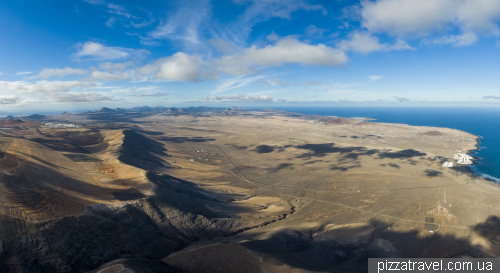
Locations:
330;164;361;171
295;143;367;158
378;149;426;159
272;163;294;172
255;145;275;153
388;163;400;169
425;169;443;177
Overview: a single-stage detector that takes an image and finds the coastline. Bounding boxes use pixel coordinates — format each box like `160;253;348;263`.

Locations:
461;134;500;184
358;116;500;185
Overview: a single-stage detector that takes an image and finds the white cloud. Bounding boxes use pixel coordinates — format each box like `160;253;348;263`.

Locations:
0;80;95;95
0;72;3;75
234;0;326;21
146;0;326;47
98;61;133;71
305;25;329;38
304;81;322;85
32;67;88;79
137;38;348;84
268;78;288;86
72;41;149;61
105;17;116;28
422;31;478;47
84;0;104;4
107;3;133;18
259;78;288;86
46;92;116;102
135;92;169;97
147;0;211;44
360;0;500;45
216;38;348;74
208;39;234;53
369;75;383;81
484;95;500;100
203;94;274;103
338;32;414;53
16;71;33;76
88;71;130;81
0;96;21;105
131;18;155;28
137;52;204;82
0;80;114;104
394;96;410;102
212;75;267;94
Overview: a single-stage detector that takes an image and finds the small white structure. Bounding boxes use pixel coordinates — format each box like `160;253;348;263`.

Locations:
442;161;454;167
455;153;473;165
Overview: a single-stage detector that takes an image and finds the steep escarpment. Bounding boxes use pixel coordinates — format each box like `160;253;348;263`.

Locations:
0;130;290;273
118;129;168;171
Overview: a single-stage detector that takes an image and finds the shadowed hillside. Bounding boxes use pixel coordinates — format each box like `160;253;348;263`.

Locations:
118;129;168;171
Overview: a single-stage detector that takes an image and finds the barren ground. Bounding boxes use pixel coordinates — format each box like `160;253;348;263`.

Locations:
1;114;499;273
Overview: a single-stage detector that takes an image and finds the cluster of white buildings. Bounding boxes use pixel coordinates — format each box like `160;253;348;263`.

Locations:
454;151;473;164
307;120;326;124
442;151;474;168
442;161;454;167
43;122;81;128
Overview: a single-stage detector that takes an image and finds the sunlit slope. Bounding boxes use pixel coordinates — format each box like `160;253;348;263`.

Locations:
0;138;112;233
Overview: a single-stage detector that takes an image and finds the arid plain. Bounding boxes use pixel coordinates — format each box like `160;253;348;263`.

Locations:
1;109;500;273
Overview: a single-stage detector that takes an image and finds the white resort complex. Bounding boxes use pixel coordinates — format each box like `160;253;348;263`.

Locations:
442;151;474;168
453;151;474;165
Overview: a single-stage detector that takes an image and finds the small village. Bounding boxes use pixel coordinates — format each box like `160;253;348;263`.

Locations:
42;122;82;128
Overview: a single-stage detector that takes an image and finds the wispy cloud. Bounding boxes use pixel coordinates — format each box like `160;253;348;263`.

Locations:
98;61;133;71
32;67;88;79
46;92;116;103
259;78;288;86
105;17;116;28
147;0;211;45
203;94;273;103
16;71;33;76
0;96;21;105
107;3;135;18
338;31;414;54
304;81;322;85
72;41;149;61
87;71;130;81
212;75;267;94
394;96;410;102
305;25;329;38
135;92;169;97
83;0;105;4
0;80;95;95
422;31;478;47
484;95;500;100
368;75;383;81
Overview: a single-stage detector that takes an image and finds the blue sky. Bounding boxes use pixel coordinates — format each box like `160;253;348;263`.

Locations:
2;0;500;113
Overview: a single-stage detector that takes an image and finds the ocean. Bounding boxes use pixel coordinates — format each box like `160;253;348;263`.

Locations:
253;106;500;182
